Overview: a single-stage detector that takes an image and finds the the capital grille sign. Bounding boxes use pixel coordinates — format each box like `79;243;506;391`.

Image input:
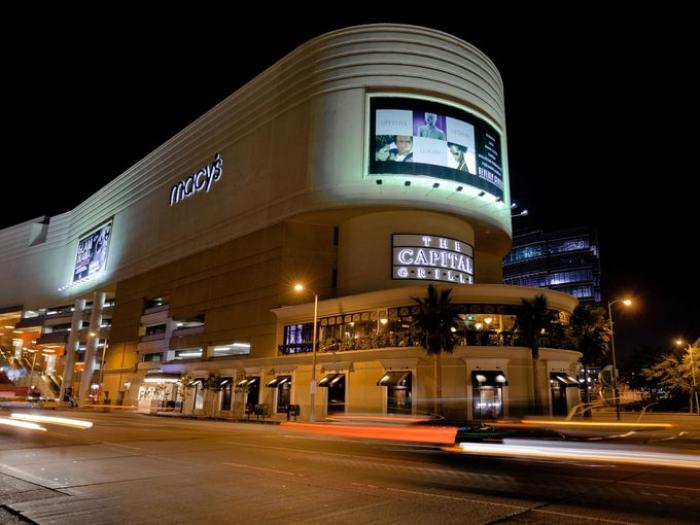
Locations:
392;234;474;284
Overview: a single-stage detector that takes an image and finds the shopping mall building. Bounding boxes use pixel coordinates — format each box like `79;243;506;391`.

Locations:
0;24;581;420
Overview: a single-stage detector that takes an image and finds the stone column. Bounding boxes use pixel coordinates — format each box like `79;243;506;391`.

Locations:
59;298;86;405
78;292;106;406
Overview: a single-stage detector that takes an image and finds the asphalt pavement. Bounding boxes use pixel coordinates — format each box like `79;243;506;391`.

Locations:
1;410;698;524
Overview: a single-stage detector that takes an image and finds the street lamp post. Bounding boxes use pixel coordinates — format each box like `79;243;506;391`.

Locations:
294;283;319;422
607;298;632;421
676;338;699;415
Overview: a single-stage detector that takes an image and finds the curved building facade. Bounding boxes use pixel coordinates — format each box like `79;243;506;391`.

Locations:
0;25;580;419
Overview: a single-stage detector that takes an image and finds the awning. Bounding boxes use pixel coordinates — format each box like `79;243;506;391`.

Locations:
266;375;292;388
217;377;233;388
551;373;579;386
187;378;205;387
318;373;345;387
472;371;508;387
237;377;259;387
377;371;410;387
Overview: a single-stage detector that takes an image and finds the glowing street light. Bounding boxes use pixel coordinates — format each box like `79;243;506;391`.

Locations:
607;298;633;420
675;338;699;415
293;283;319;422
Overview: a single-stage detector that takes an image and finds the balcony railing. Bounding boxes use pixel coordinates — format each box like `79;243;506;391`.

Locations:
171;325;204;338
276;332;559;356
139;332;167;343
143;304;170;315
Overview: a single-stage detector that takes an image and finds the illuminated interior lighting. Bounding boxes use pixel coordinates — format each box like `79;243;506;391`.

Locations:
379;318;388;325
176;351;202;357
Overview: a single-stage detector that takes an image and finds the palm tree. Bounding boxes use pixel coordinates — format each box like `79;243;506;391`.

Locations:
412;284;459;416
515;294;557;414
570;304;610;417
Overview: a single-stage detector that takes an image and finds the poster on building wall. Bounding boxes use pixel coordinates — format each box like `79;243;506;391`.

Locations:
369;97;503;199
72;221;112;282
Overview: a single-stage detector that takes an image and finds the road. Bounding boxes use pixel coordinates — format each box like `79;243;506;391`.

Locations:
1;411;699;524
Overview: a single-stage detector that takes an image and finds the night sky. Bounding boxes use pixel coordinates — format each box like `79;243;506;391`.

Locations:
4;10;696;364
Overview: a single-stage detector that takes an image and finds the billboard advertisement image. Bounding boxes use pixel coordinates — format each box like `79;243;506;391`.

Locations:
370;97;504;199
73;221;112;282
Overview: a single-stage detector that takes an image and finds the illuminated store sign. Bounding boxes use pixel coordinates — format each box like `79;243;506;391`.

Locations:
169;153;223;206
73;221;112;283
392;234;474;284
369;97;503;199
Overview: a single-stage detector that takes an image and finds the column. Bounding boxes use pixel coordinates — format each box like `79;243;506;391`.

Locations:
79;291;106;406
59;298;86;405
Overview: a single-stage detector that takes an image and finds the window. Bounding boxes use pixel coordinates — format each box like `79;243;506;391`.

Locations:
145;324;167;336
141;353;162;362
211;341;250;357
281;323;314;354
504;245;544;264
220;378;233;411
174;348;203;360
548;239;589;254
472;371;506;419
504;273;546;287
378;371;412;414
320;374;346;414
267;376;292;413
547;270;592;285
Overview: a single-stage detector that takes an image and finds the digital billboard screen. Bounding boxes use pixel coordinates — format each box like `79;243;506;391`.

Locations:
73;221;112;282
369;97;504;198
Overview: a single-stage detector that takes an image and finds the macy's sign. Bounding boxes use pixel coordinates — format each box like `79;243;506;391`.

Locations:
169;153;223;206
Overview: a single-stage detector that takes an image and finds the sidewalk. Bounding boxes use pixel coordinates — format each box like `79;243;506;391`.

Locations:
146;411;284;425
581;409;700;429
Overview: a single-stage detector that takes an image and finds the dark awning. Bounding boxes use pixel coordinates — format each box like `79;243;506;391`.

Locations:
266;375;292;388
237;377;259;387
472;371;508;387
377;371;410;387
551;373;579;386
217;377;233;388
187;378;204;387
318;373;345;387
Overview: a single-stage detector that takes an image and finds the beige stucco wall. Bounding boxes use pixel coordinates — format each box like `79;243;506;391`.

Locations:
0;24;510;310
337;210;476;296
